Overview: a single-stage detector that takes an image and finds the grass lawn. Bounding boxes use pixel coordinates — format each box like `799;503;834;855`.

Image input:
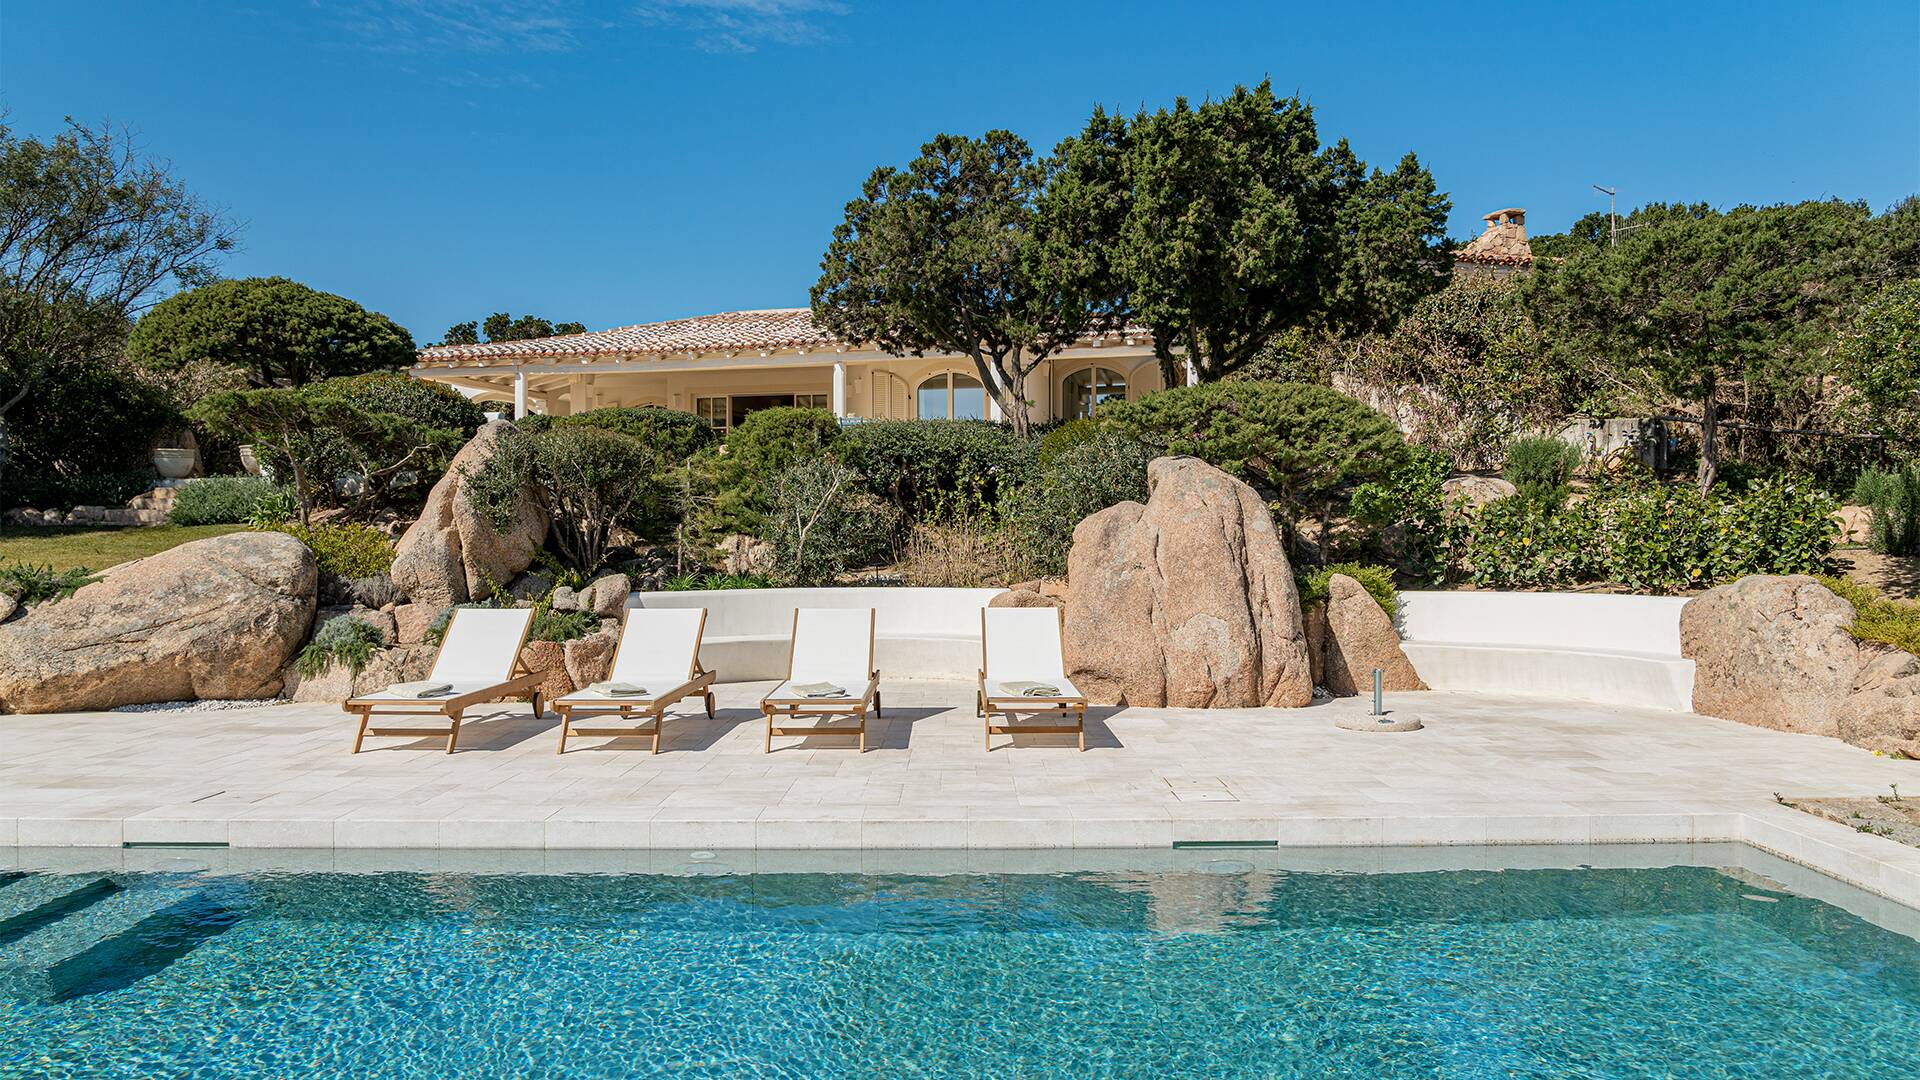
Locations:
0;524;246;572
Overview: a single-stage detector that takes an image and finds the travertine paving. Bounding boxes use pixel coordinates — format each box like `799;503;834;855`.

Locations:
2;682;1916;901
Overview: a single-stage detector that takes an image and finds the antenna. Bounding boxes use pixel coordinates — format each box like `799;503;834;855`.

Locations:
1592;184;1618;247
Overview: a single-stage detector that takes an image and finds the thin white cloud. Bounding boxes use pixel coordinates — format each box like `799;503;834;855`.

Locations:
333;1;847;56
633;0;850;54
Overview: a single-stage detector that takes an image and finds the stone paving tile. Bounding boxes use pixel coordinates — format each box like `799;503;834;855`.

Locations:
2;681;1917;895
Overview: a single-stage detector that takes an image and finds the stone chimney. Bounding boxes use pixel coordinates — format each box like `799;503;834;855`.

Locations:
1454;207;1533;276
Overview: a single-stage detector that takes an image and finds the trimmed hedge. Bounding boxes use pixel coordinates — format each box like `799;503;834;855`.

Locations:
541;406;717;463
324;372;486;436
841;419;1035;517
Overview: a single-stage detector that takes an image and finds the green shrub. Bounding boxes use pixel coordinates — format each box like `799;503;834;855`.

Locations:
547;406;717;463
298;614;386;678
1101;381;1406;529
0;359;180;511
1819;575;1920;657
842;419;1035;518
247;488;298;528
662;572;775;591
463;425;659;570
272;521;395;578
1002;432;1153;577
1502;436;1583;509
1036;418;1098;467
530;605;598;643
688;407;845;540
1853;465;1920;555
762;457;900;586
1296;562;1400;619
323;372;486;436
1349;445;1459;586
167;476;289;525
1461;473;1837;593
0;561;101;605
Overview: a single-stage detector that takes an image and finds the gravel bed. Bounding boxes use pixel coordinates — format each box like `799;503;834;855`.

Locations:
111;698;291;713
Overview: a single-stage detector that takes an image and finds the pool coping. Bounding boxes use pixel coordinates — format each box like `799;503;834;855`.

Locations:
4;805;1916;913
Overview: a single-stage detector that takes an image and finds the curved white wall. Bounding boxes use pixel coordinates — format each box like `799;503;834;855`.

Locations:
631;587;1004;682
1396;590;1695;711
633;585;1699;711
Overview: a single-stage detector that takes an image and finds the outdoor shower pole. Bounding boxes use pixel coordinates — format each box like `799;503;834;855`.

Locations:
1372;668;1384;716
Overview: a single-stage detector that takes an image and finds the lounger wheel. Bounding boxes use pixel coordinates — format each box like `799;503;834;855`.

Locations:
704;691;716;719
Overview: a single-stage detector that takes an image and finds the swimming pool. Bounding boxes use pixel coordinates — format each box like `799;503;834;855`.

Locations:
2;848;1916;1077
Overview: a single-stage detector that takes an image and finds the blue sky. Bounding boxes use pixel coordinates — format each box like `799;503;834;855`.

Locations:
5;1;1917;345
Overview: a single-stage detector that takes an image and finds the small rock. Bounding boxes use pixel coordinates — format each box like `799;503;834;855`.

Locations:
391;603;435;646
550;586;580;612
506;571;554;602
1440;475;1516;512
0;593;16;624
518;640;573;704
563;630;618;687
990;588;1062;610
582;574;631;618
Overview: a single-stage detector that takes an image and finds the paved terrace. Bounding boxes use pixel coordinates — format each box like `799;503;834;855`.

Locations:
2;683;1916;904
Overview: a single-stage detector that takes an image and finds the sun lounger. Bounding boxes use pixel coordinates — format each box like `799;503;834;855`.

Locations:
978;606;1088;751
760;608;881;753
344;607;542;753
550;607;716;754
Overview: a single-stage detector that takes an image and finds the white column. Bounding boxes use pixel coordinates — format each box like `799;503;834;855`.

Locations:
513;370;527;419
1183;357;1199;387
569;375;588;416
831;360;848;418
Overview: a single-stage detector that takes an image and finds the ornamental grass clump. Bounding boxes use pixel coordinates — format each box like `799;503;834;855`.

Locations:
298;615;386;677
1818;576;1920;657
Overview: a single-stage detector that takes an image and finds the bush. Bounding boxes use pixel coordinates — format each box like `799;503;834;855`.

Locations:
1296;562;1400;619
298;614;386;678
1101;381;1406;532
0;562;100;605
762;457;900;586
842;419;1035;518
463;425;659;571
661;571;775;591
1002;432;1153;577
544;406;717;464
323;372;487;436
1349;445;1458;586
1461;473;1837;593
1502;436;1583;509
690;407;844;539
1854;465;1920;555
272;521;395;578
1036;418;1098;467
1819;575;1920;657
167;476;289;525
530;605;598;643
1;359;180;511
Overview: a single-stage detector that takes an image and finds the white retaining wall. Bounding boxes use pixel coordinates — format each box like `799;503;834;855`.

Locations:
630;587;1004;682
633;585;1699;711
1397;590;1695;711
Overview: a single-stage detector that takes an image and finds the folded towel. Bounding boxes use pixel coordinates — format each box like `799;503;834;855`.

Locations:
588;681;647;697
388;680;453;698
1001;680;1063;697
791;680;848;699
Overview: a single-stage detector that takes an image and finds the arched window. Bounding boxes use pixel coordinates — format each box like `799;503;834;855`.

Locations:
916;371;986;420
1061;366;1127;419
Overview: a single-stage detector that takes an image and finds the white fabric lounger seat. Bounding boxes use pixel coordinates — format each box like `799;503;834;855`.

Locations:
343;607;542;754
760;609;882;753
552;608;715;754
978;607;1088;751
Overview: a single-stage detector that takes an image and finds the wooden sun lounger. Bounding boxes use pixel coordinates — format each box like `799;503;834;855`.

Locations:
551;608;717;754
344;607;542;754
760;608;882;753
977;607;1088;751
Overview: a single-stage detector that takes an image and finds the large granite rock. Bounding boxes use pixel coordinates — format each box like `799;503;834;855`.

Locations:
1682;573;1920;755
1313;573;1426;696
1064;456;1312;708
563;630;619;687
0;532;317;712
519;640;573;706
1681;575;1862;737
390;421;547;609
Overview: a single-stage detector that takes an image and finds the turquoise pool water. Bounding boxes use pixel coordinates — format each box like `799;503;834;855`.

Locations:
1;858;1916;1077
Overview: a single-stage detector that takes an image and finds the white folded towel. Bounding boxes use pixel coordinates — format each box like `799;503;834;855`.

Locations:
588;681;648;697
388;680;453;698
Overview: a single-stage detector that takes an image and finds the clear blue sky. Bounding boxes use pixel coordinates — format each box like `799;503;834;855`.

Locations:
5;1;1917;345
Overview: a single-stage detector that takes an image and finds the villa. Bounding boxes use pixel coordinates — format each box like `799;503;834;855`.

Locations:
412;307;1168;426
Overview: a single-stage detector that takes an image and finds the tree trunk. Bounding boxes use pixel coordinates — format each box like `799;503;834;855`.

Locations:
1697;372;1719;493
1003;366;1031;438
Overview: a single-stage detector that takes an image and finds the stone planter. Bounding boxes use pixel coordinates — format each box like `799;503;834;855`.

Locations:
151;447;198;480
